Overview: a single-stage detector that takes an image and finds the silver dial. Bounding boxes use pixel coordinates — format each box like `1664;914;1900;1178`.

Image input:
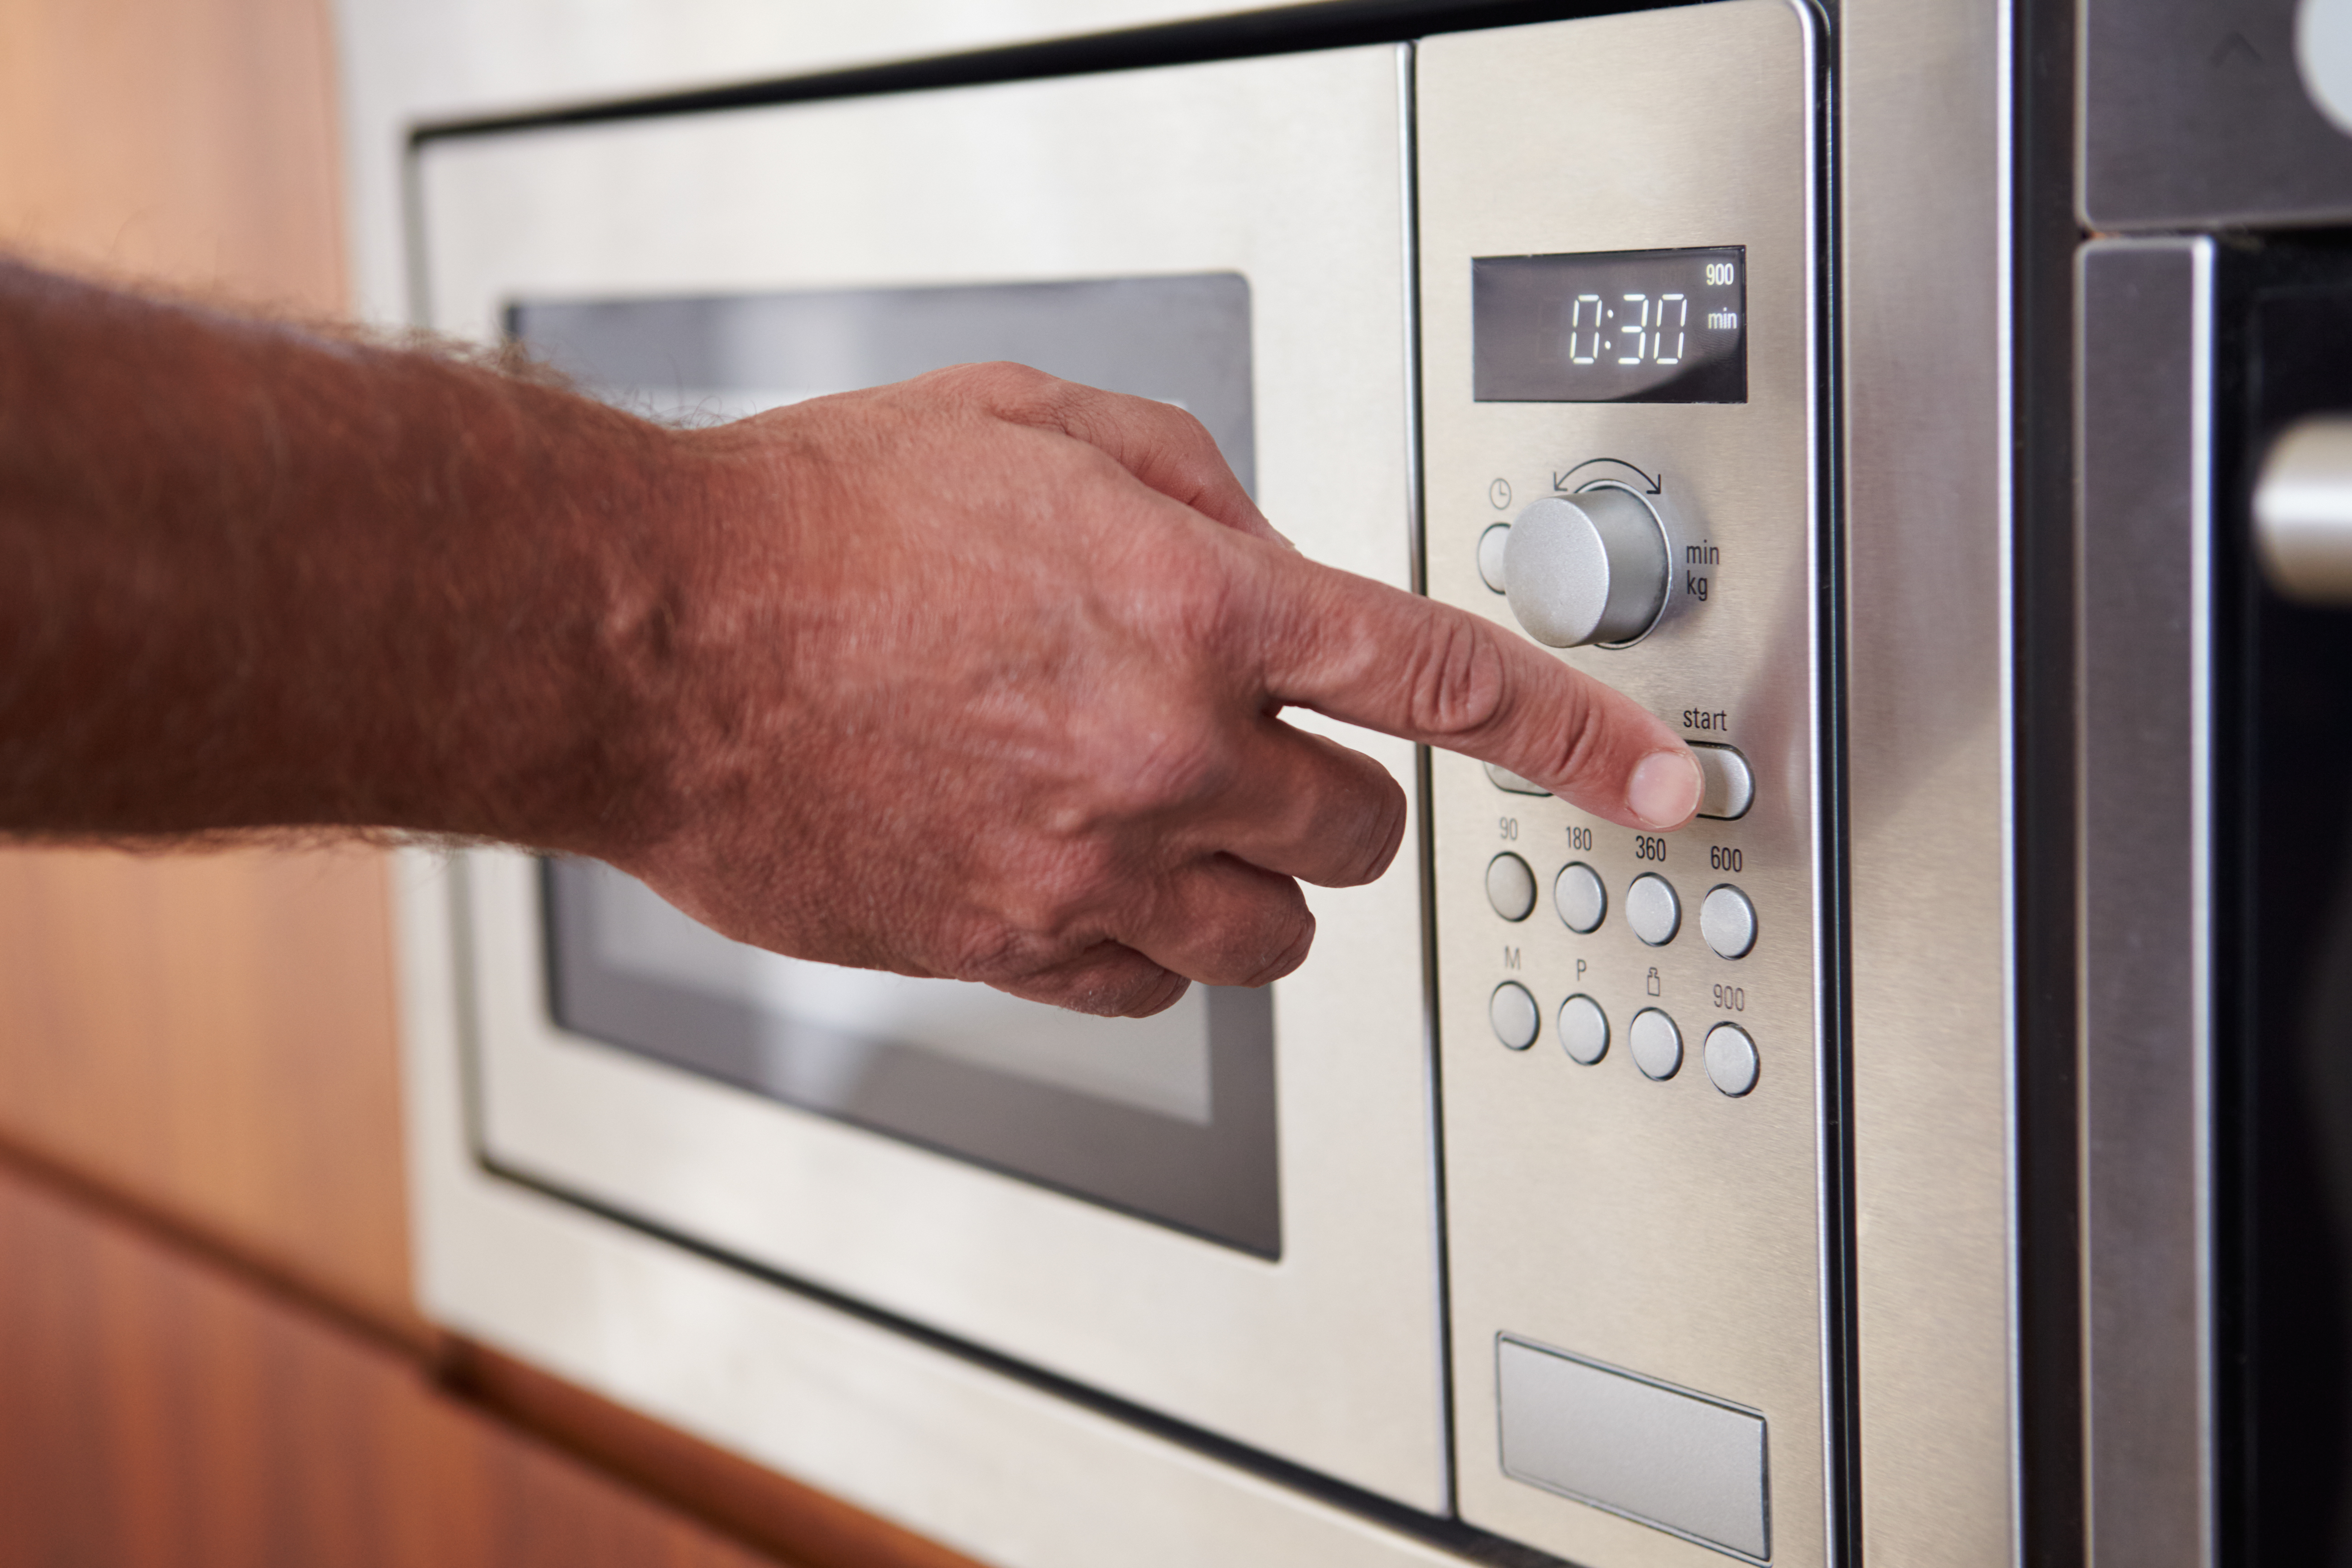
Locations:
1499;485;1671;647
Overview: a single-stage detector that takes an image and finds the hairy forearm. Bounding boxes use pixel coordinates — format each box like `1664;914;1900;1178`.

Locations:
0;260;708;853
0;260;1697;1014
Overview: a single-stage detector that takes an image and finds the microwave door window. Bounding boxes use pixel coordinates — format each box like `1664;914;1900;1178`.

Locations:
542;862;1279;1255
505;274;1255;494
516;278;1277;1257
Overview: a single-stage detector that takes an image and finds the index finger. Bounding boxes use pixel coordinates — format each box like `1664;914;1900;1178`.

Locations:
1249;549;1703;832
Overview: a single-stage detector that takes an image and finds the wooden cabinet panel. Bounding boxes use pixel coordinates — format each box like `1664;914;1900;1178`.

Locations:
0;1156;799;1568
0;0;415;1335
446;1344;989;1568
0;0;344;311
0;844;418;1334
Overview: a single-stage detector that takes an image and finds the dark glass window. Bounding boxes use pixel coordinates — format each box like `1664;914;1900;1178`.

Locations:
510;277;1279;1256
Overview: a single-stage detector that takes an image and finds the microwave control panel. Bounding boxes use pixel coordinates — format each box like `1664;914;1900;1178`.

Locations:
1418;6;1829;1566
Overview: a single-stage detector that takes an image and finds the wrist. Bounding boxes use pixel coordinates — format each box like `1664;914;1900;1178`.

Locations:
515;409;802;877
373;372;719;865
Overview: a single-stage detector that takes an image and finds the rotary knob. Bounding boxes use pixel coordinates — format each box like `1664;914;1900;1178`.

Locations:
1500;487;1671;647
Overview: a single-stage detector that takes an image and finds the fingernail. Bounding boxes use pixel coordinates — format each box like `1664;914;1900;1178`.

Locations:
1629;749;1703;828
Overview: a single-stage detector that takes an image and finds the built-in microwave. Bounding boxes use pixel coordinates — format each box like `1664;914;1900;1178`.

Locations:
408;5;1830;1563
372;0;2156;1559
424;34;1453;1515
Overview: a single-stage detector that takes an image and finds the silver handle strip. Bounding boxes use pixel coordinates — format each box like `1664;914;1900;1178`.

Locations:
2255;415;2352;603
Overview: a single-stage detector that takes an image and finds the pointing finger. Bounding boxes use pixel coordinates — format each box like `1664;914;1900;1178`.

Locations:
1249;549;1702;831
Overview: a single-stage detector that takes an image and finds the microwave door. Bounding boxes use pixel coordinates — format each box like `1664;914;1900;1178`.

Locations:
542;858;1278;1257
506;275;1257;495
416;44;1446;1511
518;275;1279;1258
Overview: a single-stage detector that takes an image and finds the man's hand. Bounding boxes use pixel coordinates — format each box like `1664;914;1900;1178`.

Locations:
0;266;1699;1017
610;364;1699;1016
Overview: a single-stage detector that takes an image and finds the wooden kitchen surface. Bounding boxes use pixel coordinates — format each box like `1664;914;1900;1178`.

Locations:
0;1156;788;1568
0;844;419;1335
0;2;981;1564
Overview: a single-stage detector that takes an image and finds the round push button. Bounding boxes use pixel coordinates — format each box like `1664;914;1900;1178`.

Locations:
1554;862;1607;933
1486;853;1537;921
1690;744;1755;821
1477;524;1511;593
1558;995;1609;1064
1700;885;1758;959
1626;873;1681;946
1704;1023;1760;1097
1629;1008;1683;1080
1490;982;1540;1051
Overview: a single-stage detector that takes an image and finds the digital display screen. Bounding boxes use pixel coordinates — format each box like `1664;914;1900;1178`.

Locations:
1473;246;1747;404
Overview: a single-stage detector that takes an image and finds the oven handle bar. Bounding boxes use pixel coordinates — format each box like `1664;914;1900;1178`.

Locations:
2255;414;2352;603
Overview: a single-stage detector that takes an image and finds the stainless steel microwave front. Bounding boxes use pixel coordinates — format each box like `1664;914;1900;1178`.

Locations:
412;5;1838;1564
1420;5;1831;1565
417;44;1448;1512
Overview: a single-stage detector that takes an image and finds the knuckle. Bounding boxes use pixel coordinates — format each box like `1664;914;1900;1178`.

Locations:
1297;760;1406;889
1016;838;1126;928
1182;871;1313;988
1351;780;1410;885
921;360;1063;417
1058;955;1191;1018
1239;903;1316;987
1524;681;1607;789
938;921;1047;986
1114;727;1233;812
942;848;1125;980
1405;616;1510;740
990;362;1077;421
1154;402;1217;461
1113;966;1194;1018
1136;539;1241;643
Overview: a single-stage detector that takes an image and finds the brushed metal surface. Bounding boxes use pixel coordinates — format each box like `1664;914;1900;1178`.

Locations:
1418;6;1830;1564
1843;0;2019;1559
2255;415;2352;603
2081;0;2352;231
392;855;1490;1568
420;46;1448;1509
333;0;1337;332
1496;1338;1770;1561
2077;237;2213;1568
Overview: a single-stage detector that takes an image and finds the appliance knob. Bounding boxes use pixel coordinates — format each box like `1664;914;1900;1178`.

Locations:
1500;488;1671;647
